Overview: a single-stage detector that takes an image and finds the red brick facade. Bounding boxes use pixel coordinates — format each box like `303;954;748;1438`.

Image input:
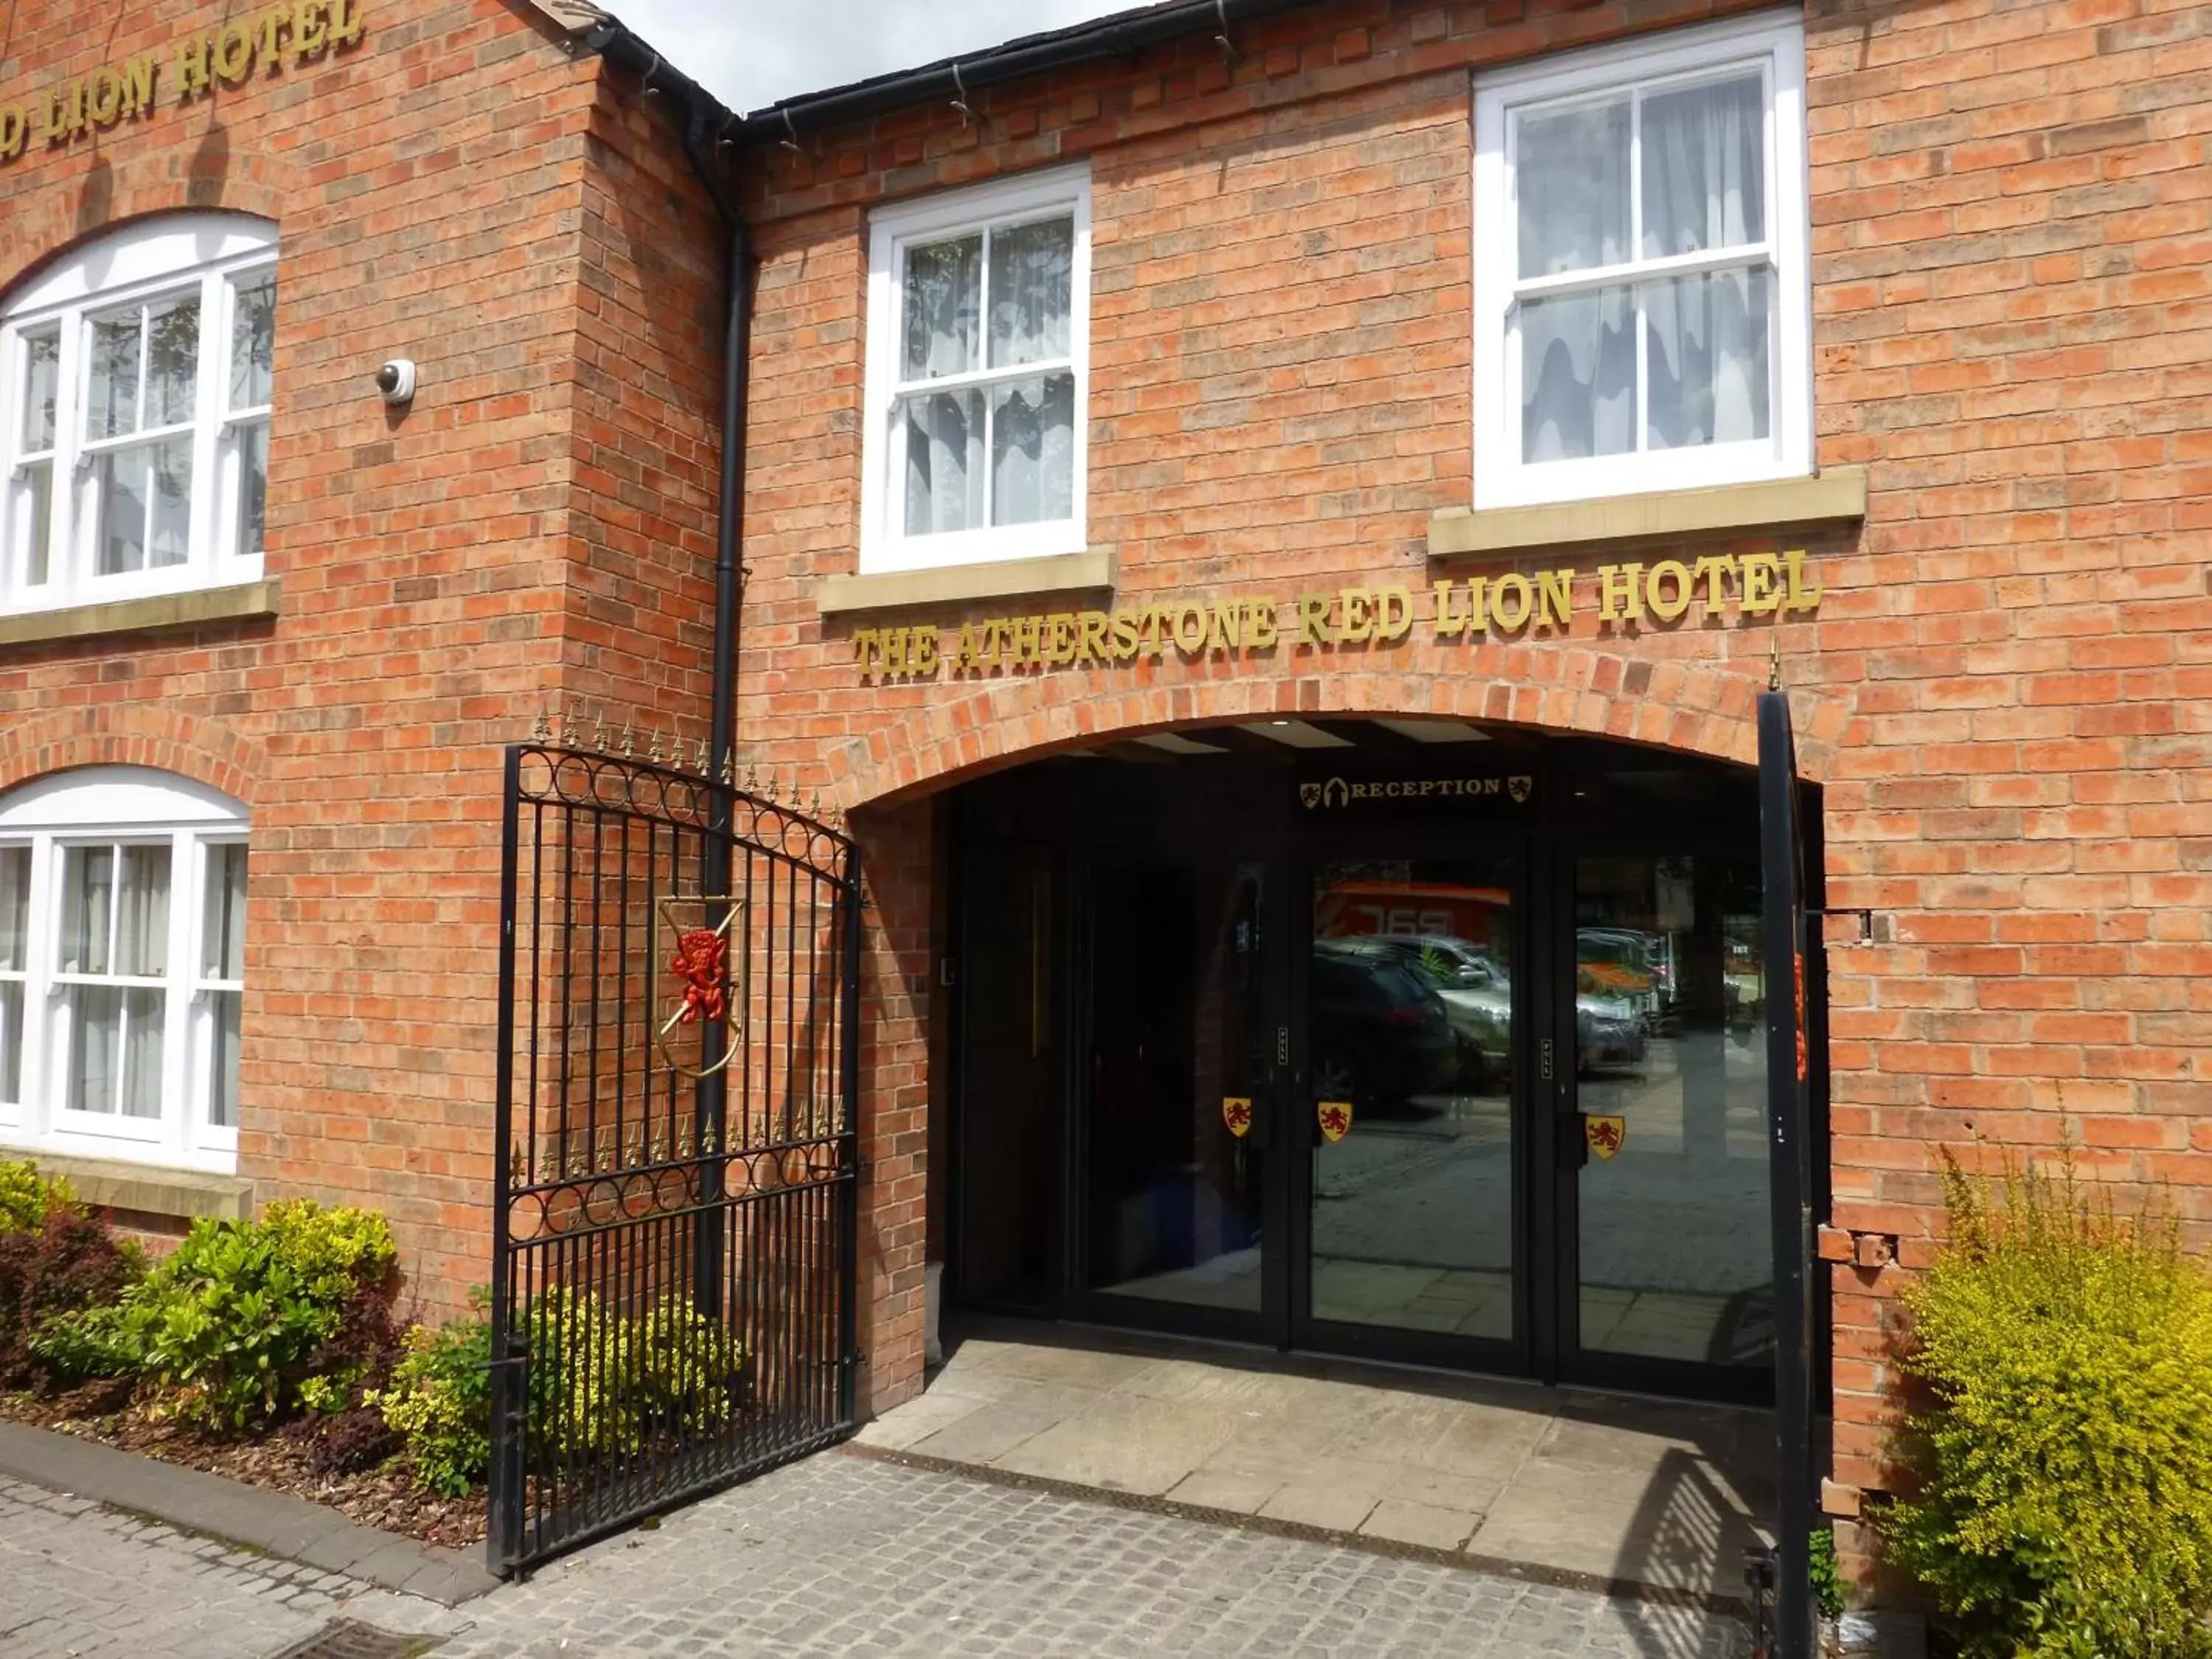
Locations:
0;0;723;1310
725;0;2211;1598
7;0;2208;1608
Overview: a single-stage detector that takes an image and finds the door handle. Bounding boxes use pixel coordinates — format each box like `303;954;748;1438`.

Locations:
1562;1113;1590;1171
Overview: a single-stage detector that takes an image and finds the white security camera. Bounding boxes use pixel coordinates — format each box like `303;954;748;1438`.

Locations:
376;359;417;405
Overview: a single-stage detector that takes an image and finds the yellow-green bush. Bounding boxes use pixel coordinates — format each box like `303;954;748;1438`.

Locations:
371;1285;745;1497
523;1286;742;1465
0;1159;72;1235
371;1307;493;1498
1885;1153;2212;1658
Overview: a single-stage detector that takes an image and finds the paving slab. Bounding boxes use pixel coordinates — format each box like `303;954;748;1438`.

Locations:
865;1321;1775;1611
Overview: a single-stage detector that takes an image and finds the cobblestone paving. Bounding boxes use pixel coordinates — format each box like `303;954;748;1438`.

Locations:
0;1477;460;1659
1;1455;1753;1658
439;1453;1752;1659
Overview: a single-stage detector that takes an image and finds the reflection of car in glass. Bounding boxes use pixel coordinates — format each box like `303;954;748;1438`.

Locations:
1723;919;1762;1036
1576;927;1667;1029
1308;942;1458;1112
1326;935;1509;1088
1573;973;1646;1071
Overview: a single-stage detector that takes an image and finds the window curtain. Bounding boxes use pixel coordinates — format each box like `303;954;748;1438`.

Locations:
1517;75;1769;462
62;846;168;1119
0;847;23;1106
117;845;170;976
902;237;984;535
1641;75;1768;451
900;218;1075;535
987;220;1074;526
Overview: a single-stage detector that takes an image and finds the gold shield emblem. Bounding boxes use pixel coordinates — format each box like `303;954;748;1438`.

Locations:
1317;1099;1354;1144
1299;782;1322;810
1508;774;1533;804
1222;1096;1253;1138
653;895;745;1079
1585;1114;1625;1161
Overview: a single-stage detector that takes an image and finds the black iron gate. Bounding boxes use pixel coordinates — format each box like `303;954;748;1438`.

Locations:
488;738;861;1573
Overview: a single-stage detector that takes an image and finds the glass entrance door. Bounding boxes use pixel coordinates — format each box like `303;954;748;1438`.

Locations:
1565;851;1773;1386
1298;852;1520;1360
1082;855;1279;1327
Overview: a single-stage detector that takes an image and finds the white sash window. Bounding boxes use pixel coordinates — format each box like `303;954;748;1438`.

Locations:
862;167;1092;573
1;215;277;614
0;769;247;1171
1474;17;1811;508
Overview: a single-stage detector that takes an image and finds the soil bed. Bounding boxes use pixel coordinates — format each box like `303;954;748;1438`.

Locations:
0;1382;486;1549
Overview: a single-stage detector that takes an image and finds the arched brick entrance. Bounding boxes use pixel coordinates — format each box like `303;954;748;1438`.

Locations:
822;642;1855;811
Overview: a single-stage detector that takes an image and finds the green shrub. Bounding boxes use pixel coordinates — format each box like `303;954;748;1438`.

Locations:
0;1194;142;1391
1808;1527;1845;1621
373;1285;745;1497
0;1159;72;1235
372;1299;493;1498
33;1200;396;1430
1885;1152;2212;1659
523;1286;742;1464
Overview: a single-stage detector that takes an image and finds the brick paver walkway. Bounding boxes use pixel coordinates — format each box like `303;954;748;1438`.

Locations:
0;1476;459;1658
0;1455;1751;1658
443;1454;1749;1658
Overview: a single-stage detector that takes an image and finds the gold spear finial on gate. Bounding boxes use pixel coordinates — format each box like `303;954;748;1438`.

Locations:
695;737;712;775
593;714;609;752
720;749;737;785
532;705;552;743
650;729;664;765
1769;633;1782;692
619;722;635;759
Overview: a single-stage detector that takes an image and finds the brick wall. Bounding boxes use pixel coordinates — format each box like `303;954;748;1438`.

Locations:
0;0;724;1312
726;0;2212;1597
1805;0;2212;1596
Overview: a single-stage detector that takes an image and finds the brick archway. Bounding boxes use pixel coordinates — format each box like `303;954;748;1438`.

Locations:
0;144;291;291
823;642;1854;811
0;708;265;807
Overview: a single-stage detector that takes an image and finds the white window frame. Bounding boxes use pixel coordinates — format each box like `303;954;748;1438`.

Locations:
1472;14;1811;509
1;214;276;616
0;768;247;1172
860;164;1092;574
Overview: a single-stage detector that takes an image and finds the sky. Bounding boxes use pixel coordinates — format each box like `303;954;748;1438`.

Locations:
610;0;1150;116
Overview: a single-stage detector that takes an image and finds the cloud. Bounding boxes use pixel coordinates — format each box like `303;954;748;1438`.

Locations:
611;0;1148;116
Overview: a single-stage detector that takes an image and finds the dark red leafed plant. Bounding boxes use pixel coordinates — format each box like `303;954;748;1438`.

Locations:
0;1207;141;1394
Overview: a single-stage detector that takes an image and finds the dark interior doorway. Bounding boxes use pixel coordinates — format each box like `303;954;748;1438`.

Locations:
946;718;1824;1406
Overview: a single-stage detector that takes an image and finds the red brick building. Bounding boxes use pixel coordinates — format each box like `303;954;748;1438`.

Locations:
0;0;728;1295
4;0;2208;1608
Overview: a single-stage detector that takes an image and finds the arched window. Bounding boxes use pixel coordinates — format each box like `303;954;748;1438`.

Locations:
0;768;248;1170
1;213;276;615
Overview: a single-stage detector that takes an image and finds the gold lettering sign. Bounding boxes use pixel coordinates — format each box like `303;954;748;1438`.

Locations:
0;1;366;165
854;557;1823;683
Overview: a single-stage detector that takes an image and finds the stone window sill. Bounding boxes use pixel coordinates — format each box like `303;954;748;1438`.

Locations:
0;580;282;650
816;549;1116;616
14;1150;251;1222
1427;468;1868;559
